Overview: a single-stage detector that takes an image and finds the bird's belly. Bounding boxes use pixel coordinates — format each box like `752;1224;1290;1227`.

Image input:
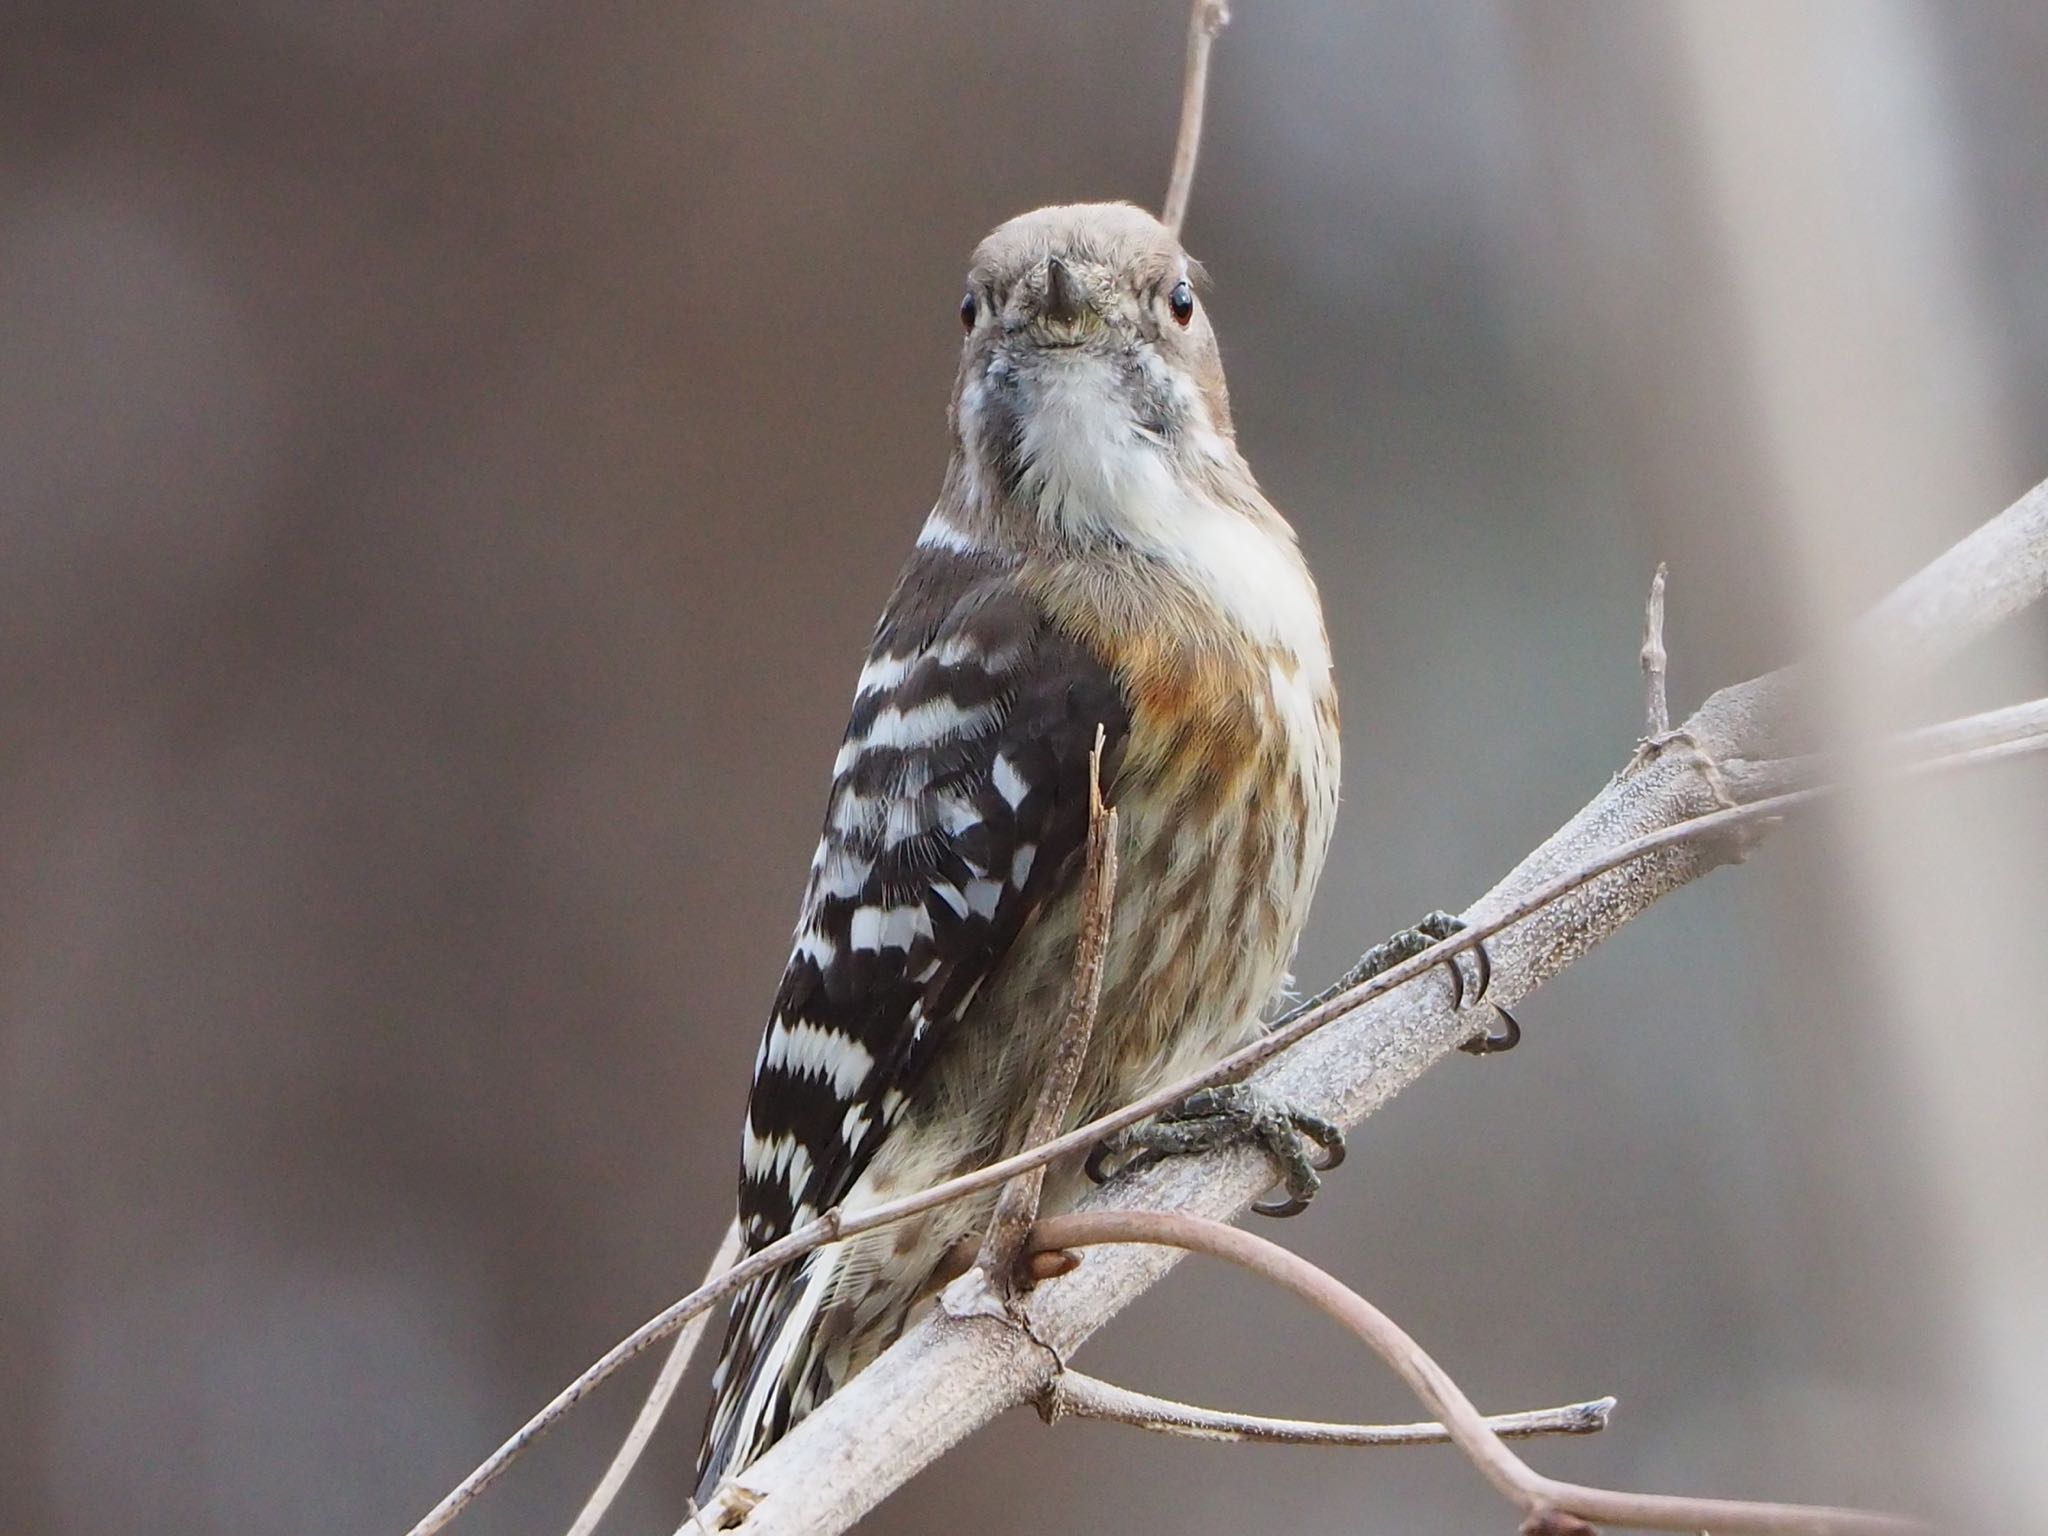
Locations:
941;709;1338;1161
1072;754;1330;1124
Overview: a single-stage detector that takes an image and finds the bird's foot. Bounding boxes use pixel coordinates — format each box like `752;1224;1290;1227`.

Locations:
1086;1082;1344;1218
1286;909;1521;1055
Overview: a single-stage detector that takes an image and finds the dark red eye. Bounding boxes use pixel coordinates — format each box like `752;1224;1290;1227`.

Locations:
1167;279;1195;326
960;292;977;330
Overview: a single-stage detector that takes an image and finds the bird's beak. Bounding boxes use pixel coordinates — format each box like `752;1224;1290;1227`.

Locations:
1023;256;1104;346
1041;255;1087;326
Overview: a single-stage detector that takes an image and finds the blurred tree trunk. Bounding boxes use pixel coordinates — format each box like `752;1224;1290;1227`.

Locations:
1667;1;2046;1526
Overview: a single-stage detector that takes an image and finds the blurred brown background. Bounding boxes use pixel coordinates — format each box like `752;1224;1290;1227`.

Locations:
5;3;2047;1534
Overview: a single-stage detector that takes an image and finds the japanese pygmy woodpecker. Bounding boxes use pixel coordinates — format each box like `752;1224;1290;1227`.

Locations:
697;202;1342;1494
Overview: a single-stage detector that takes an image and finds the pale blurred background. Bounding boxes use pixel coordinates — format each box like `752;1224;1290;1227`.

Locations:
5;3;2047;1533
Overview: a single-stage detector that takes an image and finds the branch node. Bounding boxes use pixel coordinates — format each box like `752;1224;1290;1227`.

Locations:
1031;1211;1926;1536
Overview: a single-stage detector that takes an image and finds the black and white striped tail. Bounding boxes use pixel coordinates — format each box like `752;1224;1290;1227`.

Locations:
695;1246;845;1499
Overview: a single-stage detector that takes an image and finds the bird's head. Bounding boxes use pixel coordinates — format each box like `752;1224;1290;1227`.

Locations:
948;202;1240;525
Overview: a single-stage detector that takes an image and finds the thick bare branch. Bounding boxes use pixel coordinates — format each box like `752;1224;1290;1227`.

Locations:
410;489;2046;1536
1689;477;2048;760
1723;694;2048;800
694;478;2048;1536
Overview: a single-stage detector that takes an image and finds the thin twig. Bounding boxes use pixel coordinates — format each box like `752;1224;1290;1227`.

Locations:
1722;694;2048;800
976;729;1119;1299
1642;561;1671;736
564;1219;742;1536
1161;0;1232;235
1032;1211;1925;1536
404;700;2048;1536
1046;1370;1614;1446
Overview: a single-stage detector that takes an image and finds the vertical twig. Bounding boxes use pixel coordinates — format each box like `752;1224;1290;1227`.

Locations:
1161;0;1233;236
1642;561;1671;736
975;728;1119;1299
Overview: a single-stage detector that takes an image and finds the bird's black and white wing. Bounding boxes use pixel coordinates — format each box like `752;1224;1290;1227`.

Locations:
699;540;1129;1487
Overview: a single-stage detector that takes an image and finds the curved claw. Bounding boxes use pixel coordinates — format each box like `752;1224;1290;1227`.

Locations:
1084;1140;1118;1184
1468;939;1492;1004
1441;937;1493;1012
1285;1109;1345;1173
1310;1131;1346;1173
1458;1004;1522;1055
1252;1188;1314;1219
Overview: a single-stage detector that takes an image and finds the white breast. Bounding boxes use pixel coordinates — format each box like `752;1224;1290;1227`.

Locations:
1015;354;1333;680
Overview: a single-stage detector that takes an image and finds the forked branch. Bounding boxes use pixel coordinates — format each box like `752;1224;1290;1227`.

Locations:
1031;1212;1924;1536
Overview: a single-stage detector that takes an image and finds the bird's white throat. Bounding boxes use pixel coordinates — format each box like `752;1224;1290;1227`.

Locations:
1008;353;1326;669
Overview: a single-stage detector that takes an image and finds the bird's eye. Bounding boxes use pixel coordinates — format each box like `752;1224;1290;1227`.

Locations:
1167;279;1195;326
960;292;978;330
